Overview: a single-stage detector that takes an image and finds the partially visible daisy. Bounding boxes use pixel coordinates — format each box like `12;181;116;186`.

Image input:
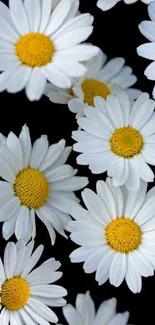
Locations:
97;0;153;11
0;0;99;101
0;125;88;244
67;178;155;293
63;292;130;325
0;240;67;325
137;2;155;99
45;50;141;119
72;91;155;191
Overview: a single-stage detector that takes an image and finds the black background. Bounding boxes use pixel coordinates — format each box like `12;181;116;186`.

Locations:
0;1;154;324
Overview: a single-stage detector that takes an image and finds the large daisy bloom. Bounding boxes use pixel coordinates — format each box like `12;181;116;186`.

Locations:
0;240;67;325
97;0;153;11
67;178;155;293
137;2;155;99
0;125;88;244
72;91;155;191
45;50;141;119
0;0;99;101
63;292;130;325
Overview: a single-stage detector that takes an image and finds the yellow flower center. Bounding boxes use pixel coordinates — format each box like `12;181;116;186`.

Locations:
110;126;144;158
1;277;30;311
16;32;55;67
14;168;49;209
81;79;111;106
105;217;142;253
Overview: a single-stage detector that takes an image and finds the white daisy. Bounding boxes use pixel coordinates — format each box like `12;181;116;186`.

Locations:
0;124;88;244
137;2;155;99
63;292;130;325
44;50;141;119
97;0;153;11
72;91;155;191
0;240;67;325
0;0;99;101
67;178;155;293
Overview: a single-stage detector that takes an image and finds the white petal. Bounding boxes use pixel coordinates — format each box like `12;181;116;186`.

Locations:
56;44;99;62
1;197;20;221
53;27;93;50
137;43;155;60
63;304;83;325
82;188;110;225
30;284;67;298
106;177;124;217
7;66;31;93
125;254;142;293
130;93;149;126
0;258;6;281
130;250;154;277
24;0;41;32
106;94;124;128
131;99;155;129
2;214;17;241
109;253;126;287
107;312;129;325
96;248;116;285
44;0;72;36
94;298;117;325
19;308;36;325
139;21;155;42
140;112;155;137
16;240;34;275
0;54;20;71
0;309;10;325
96;181;117;219
4;242;17;278
83;246;107;274
51;176;88;191
70;230;104;247
15;206;31;240
26;68;46;101
0;157;15;183
116;90;130;126
45;164;76;182
43;64;71;88
125;180;147;219
19;124;32;168
24;305;52;325
36;210;56;245
99;57;125;80
7;132;23;170
0;2;12;25
0;16;19;42
27;298;58;323
148;2;155;21
21;244;44;278
9;0;29;35
30;135;49;169
70;247;96;263
39;0;52;33
39;139;65;172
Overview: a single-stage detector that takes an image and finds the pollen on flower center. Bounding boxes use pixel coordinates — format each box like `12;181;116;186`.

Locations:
1;277;30;311
105;217;142;253
110;126;144;158
14;167;49;209
16;32;55;67
81;79;111;106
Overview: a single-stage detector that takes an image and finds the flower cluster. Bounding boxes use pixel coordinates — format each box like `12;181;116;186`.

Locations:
0;0;155;324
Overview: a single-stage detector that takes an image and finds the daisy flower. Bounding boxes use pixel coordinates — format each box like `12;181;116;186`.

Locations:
45;50;141;119
0;125;88;244
0;240;67;325
72;91;155;191
67;178;155;293
63;292;130;325
0;0;99;101
97;0;153;11
137;2;155;99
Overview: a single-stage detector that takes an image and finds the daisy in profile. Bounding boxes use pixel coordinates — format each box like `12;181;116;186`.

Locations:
67;178;155;293
137;2;155;99
0;0;99;101
72;91;155;191
0;240;67;325
45;50;141;118
0;125;88;244
63;292;130;325
97;0;153;11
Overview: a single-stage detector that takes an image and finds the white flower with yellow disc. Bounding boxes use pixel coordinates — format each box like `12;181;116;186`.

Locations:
0;0;99;101
67;178;155;293
72;91;155;191
45;50;141;118
0;240;67;325
63;292;130;325
0;125;88;244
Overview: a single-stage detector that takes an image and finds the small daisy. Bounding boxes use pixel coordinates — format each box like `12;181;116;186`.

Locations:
67;178;155;293
63;292;130;325
137;2;155;99
72;91;155;191
0;125;88;244
0;240;67;325
0;0;99;101
97;0;153;11
45;50;141;119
